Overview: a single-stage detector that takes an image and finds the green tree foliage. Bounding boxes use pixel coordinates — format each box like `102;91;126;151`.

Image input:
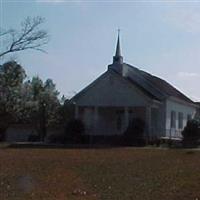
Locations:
0;60;61;141
59;99;75;124
22;76;61;140
0;61;26;139
182;119;200;147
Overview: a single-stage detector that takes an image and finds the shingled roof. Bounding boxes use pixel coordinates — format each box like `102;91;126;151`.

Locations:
119;63;194;104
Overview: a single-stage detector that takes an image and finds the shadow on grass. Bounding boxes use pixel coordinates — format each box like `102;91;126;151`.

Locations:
6;142;129;149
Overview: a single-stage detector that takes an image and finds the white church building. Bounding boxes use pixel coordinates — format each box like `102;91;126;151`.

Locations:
71;35;197;140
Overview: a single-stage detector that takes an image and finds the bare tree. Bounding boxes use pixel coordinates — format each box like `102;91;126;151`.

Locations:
0;16;49;58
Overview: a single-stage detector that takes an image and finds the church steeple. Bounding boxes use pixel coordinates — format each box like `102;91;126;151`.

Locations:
108;31;126;76
113;30;123;65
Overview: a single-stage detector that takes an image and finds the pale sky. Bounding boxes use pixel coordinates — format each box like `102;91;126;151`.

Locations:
1;0;200;101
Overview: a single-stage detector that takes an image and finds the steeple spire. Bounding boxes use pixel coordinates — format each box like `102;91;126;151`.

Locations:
113;29;123;64
115;29;121;57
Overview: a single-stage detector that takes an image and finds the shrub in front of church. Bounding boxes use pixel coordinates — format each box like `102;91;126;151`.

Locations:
0;111;12;142
47;133;67;144
28;134;40;142
65;119;85;143
123;118;146;146
182;119;200;148
47;119;85;144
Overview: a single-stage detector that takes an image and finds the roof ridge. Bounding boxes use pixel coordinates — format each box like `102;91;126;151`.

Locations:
123;63;193;103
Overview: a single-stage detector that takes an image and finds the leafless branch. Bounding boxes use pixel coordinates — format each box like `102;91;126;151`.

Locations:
0;29;14;37
0;16;49;58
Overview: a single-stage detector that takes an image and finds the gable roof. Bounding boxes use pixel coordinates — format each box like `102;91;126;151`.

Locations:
72;61;194;105
71;71;108;102
118;63;194;104
71;32;195;106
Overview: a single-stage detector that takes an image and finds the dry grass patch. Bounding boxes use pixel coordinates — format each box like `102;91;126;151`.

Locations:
0;148;200;200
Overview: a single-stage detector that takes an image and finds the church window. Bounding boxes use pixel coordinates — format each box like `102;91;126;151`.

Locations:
178;112;183;129
171;111;176;128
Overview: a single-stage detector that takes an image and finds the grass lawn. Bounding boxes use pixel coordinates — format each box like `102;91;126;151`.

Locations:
0;147;200;200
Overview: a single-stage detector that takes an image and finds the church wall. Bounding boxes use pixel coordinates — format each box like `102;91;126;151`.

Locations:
74;70;197;138
149;102;166;139
74;71;154;136
95;107;121;135
165;99;196;138
79;106;147;136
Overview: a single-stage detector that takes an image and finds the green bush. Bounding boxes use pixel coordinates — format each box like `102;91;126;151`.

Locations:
123;118;146;146
28;134;40;142
0;130;6;142
182;119;200;148
48;133;66;144
0;111;12;142
65;119;85;143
